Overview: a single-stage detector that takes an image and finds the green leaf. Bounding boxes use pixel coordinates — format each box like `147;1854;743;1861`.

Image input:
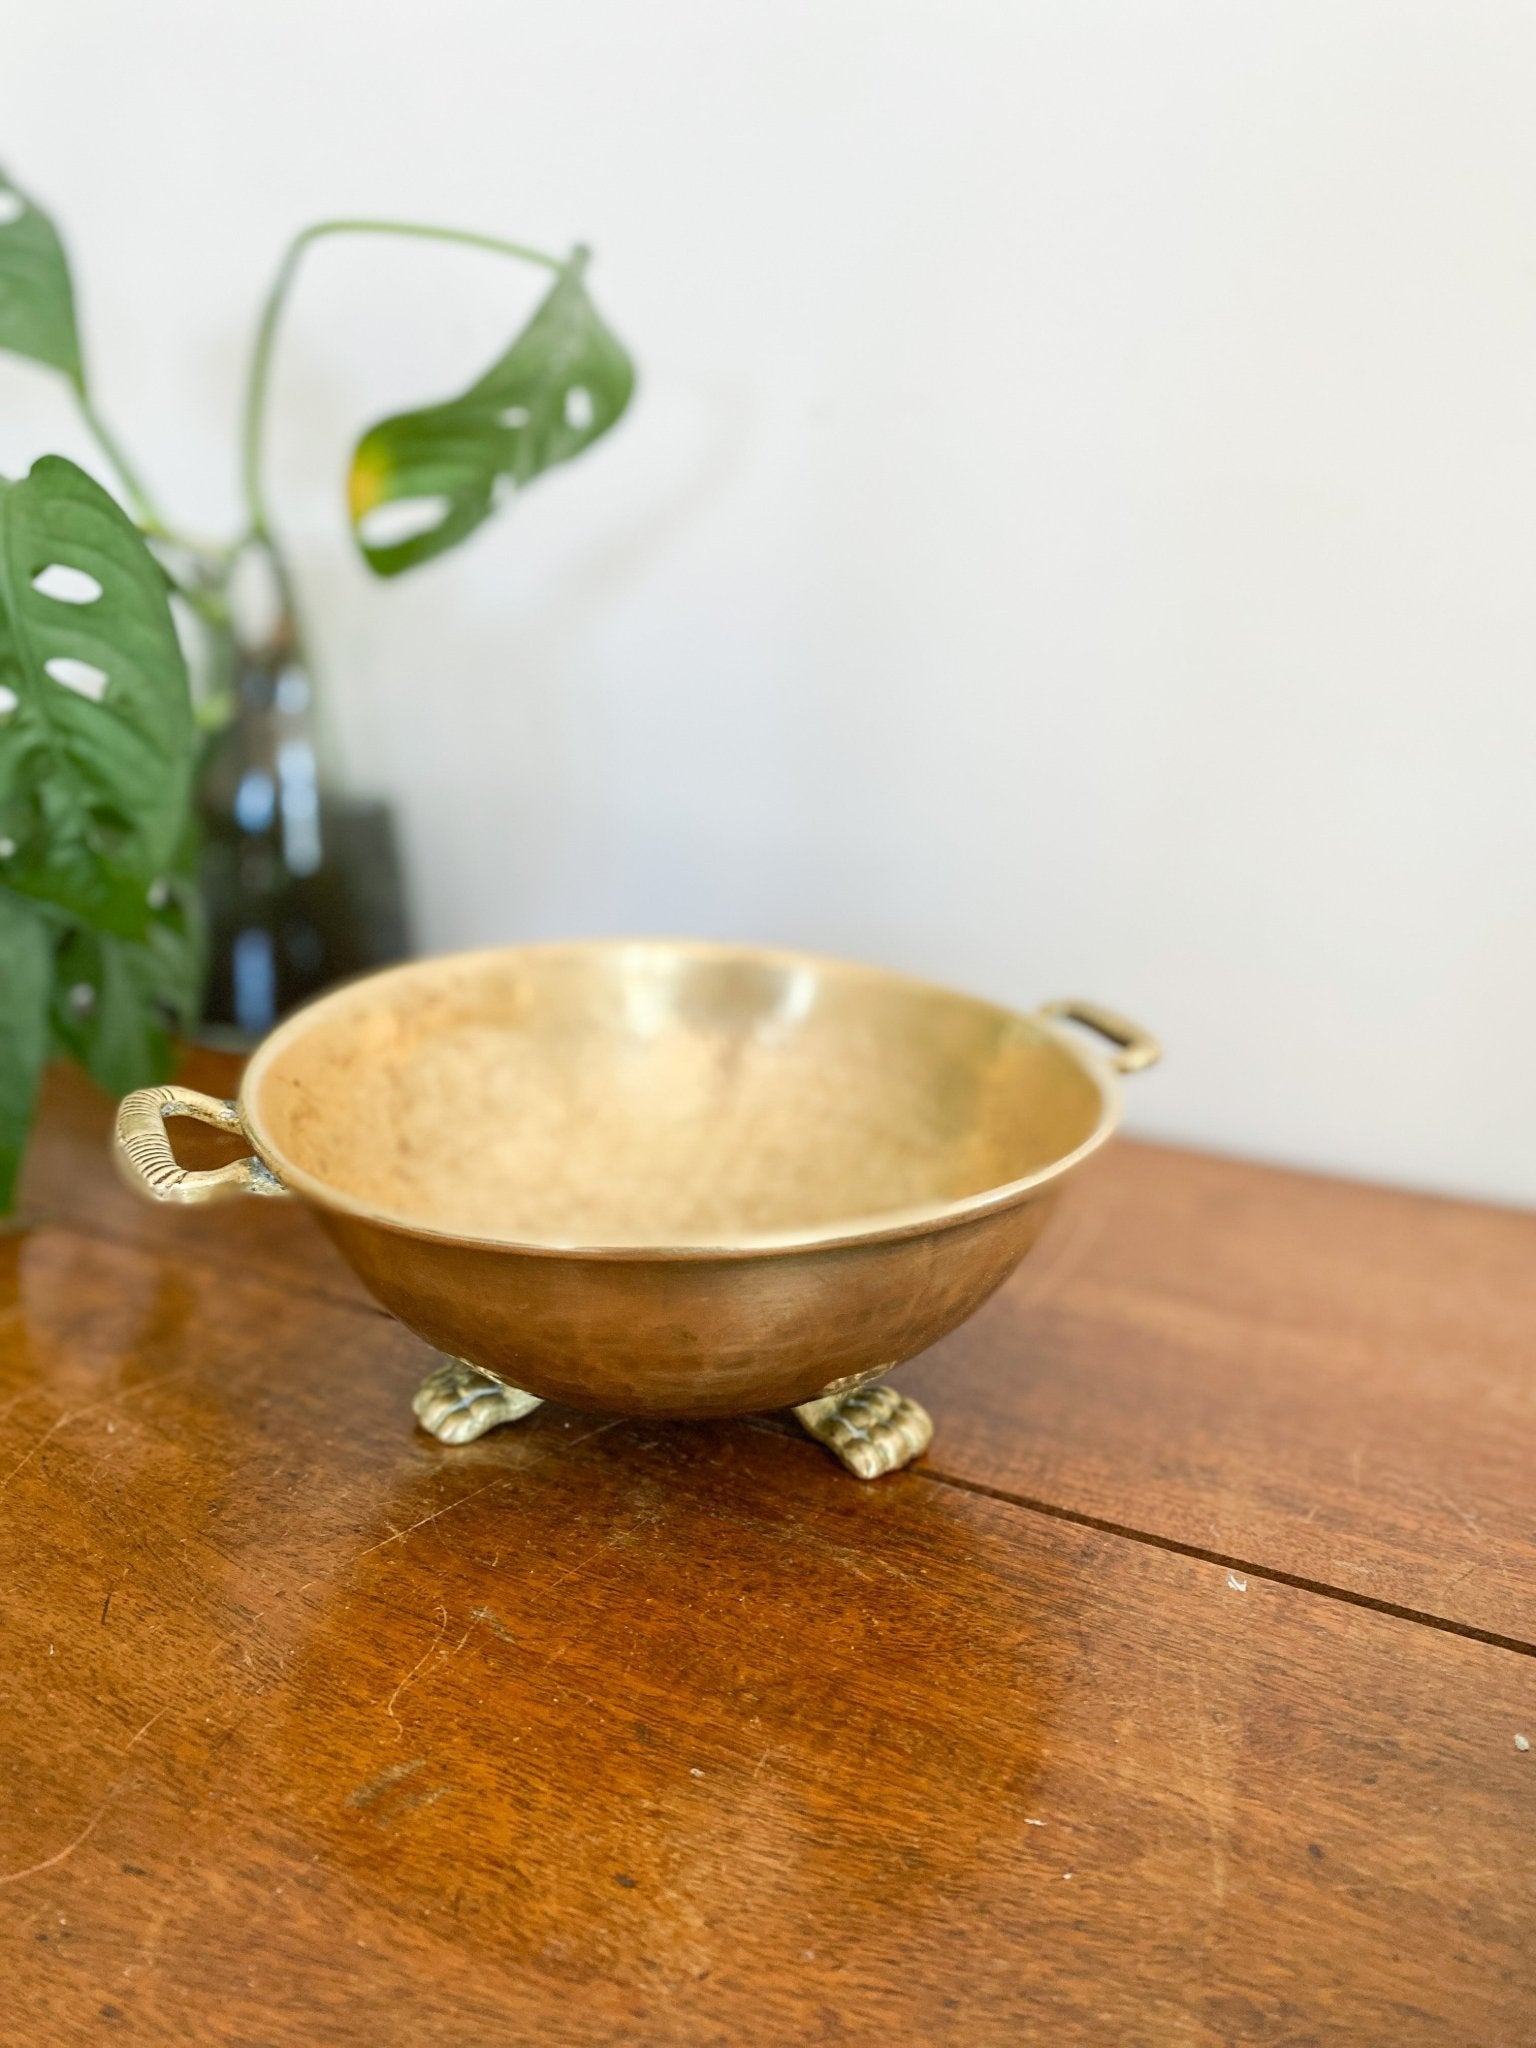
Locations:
0;886;53;1212
51;922;180;1097
0;167;82;383
348;257;634;577
0;455;194;938
50;836;202;1099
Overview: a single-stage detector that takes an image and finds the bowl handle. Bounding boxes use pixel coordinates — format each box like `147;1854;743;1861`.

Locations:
1038;999;1162;1075
114;1085;290;1205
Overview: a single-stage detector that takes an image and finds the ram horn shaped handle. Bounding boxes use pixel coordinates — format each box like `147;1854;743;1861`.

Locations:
114;1085;289;1204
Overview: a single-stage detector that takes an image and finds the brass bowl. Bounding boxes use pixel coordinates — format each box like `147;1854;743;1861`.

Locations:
115;941;1158;1476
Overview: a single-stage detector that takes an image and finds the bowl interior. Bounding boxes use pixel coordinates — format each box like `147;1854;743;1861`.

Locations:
244;943;1109;1248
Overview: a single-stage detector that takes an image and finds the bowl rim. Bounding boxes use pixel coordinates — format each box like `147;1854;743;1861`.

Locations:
238;939;1125;1261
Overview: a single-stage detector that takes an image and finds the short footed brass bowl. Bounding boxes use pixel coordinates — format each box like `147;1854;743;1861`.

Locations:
116;942;1158;1477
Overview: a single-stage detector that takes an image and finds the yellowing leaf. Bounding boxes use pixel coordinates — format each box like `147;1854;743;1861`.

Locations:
347;258;634;577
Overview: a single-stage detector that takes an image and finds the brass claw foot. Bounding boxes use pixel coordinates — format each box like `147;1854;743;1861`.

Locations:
413;1358;543;1445
794;1382;934;1479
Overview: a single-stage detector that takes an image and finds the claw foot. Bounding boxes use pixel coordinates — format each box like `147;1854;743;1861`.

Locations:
413;1358;543;1445
794;1381;934;1479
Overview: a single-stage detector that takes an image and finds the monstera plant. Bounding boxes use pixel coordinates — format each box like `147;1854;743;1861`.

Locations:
0;166;634;1212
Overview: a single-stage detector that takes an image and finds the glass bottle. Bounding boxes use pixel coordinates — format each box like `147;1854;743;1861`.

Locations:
195;545;410;1041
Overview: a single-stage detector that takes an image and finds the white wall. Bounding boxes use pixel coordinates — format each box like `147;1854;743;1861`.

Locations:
4;1;1534;1203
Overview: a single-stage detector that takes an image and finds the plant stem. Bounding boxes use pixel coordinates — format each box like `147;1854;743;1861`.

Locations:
71;382;175;541
75;421;230;628
239;217;569;544
71;384;236;625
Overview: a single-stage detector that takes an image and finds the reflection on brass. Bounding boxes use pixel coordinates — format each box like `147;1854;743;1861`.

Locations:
811;1364;896;1401
115;941;1159;1477
413;1357;543;1445
114;1084;290;1204
795;1383;934;1479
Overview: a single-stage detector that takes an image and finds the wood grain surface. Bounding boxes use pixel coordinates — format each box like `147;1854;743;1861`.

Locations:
901;1141;1536;1644
26;1059;1536;1638
6;1067;1535;2043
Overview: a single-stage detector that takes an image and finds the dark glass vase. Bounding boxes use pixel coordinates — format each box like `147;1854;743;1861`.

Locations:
196;588;410;1041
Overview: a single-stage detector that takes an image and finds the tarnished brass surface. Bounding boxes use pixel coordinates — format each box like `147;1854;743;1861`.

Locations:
795;1383;935;1478
408;1352;935;1480
117;940;1159;1434
114;1084;290;1205
412;1357;544;1444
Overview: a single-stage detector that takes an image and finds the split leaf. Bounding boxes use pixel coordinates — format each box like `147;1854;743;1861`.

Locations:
0;455;194;937
348;258;634;577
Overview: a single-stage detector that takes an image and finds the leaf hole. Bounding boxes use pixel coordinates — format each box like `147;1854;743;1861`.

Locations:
0;684;16;717
0;191;25;229
564;386;594;431
359;497;451;550
499;405;530;429
68;982;96;1017
0;837;15;859
32;563;103;605
45;656;109;702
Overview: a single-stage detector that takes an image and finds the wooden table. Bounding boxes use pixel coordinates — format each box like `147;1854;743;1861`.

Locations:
4;1057;1533;2046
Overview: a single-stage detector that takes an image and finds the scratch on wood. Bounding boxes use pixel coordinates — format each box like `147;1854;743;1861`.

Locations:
0;1797;113;1887
384;1607;450;1736
469;1605;518;1646
0;1366;196;1499
355;1480;507;1562
539;1527;639;1599
1431;1486;1483;1539
1428;1488;1516;1592
125;1706;170;1752
0;1415;71;1497
563;1416;628;1452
